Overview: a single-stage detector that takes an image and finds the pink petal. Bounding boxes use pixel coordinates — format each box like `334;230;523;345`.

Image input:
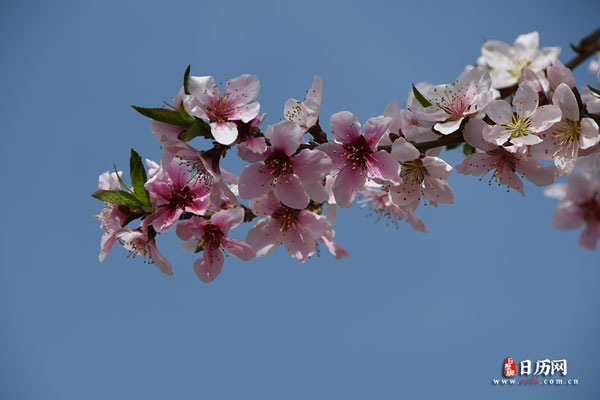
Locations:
330;111;361;144
210;121;239;145
423;177;454;204
552;202;584;230
238;163;274;200
249;191;281;217
529;105;562;132
367;151;400;183
423;156;452;179
292;149;332;183
332;166;366;208
389;183;421;206
518;157;557;186
363;116;392;149
547;59;575;90
552;84;579;120
580;118;600;149
225;74;260;106
275;173;310;209
579;220;600;250
266;121;303;156
148;240;174;276
434;118;463;135
514;84;539;119
485;100;513;125
317;142;347;171
234;102;261;123
245;218;282;257
150;120;183;142
464;118;496;151
391;138;420;162
194;248;224;282
187;75;217;105
211;207;244;234
221;238;255;261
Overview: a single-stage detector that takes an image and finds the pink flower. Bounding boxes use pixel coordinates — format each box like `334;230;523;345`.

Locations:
412;67;493;134
96;171;130;262
159;136;239;208
145;158;210;233
176;208;254;282
546;173;600;249
318;112;400;207
383;94;438;146
116;220;173;275
185;74;261;145
284;75;323;130
478;31;561;89
482;83;562;146
456;119;557;195
238;121;331;209
245;191;332;263
358;186;427;232
531;83;600;175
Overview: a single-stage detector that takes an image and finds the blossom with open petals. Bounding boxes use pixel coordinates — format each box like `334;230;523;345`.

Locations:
531;83;600;175
117;219;173;276
177;208;254;282
284;75;322;130
239;121;331;209
145;158;210;233
478;31;561;89
545;173;600;249
412;67;493;135
245;191;331;263
185;74;260;145
457;119;557;194
482;83;562;146
318;112;399;207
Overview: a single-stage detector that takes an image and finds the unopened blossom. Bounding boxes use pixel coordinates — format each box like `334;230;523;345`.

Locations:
145;158;210;233
482;83;562;146
239;121;331;208
318;112;400;207
185;74;260;145
177;207;254;282
531;83;600;175
478;31;561;89
581;70;600;114
245;191;331;263
546;173;600;249
456;119;557;194
116;220;173;275
358;186;427;232
284;75;322;130
411;67;493;135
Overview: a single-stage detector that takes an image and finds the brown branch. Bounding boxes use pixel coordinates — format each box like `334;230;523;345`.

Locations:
565;28;600;70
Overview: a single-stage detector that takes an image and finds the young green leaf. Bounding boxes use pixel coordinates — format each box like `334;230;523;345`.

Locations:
113;164;133;194
588;85;600;96
183;64;191;95
463;143;475;156
131;106;193;128
179;120;212;142
129;149;151;206
178;103;196;125
412;84;433;108
92;190;144;207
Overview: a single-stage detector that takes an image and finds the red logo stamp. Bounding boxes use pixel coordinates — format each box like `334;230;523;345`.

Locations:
504;357;518;377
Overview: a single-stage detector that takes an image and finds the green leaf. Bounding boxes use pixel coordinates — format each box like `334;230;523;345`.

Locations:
178;103;196;125
445;142;461;150
463;143;475;156
179;120;212;142
588;85;600;96
183;64;191;95
92;190;144;207
129;149;151;206
113;164;133;194
412;84;432;108
131;106;193;128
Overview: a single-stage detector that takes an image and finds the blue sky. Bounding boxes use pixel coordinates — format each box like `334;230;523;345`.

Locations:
1;0;600;398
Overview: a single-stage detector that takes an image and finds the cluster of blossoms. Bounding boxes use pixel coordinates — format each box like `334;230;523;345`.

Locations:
94;30;600;282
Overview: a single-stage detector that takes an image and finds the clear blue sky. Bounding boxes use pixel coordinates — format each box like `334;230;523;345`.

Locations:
1;0;599;398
